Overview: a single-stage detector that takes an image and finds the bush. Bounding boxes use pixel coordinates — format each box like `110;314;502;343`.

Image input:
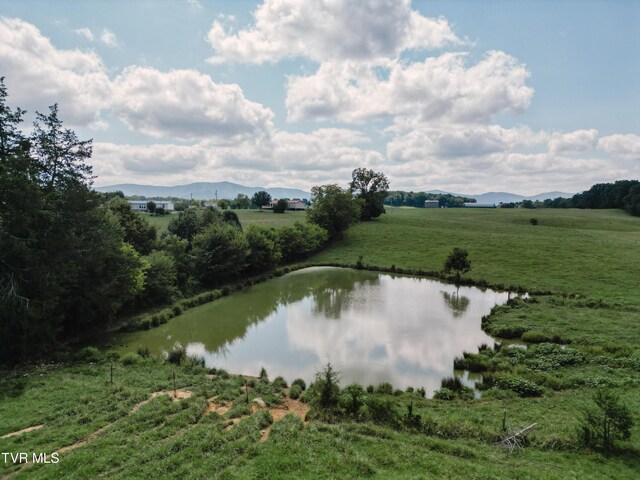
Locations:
166;344;187;365
289;385;302;400
137;346;151;358
580;389;634;451
440;376;464;392
483;374;542;397
453;353;490;372
291;378;306;391
273;376;288;389
365;397;398;426
490;325;529;339
521;331;550;343
313;363;340;410
74;347;103;363
341;383;365;416
121;353;139;366
433;388;454;401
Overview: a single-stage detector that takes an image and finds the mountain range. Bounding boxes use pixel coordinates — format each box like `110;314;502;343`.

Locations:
426;190;573;204
94;181;311;200
95;181;573;205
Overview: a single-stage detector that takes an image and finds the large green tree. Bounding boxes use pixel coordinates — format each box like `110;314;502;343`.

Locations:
251;190;271;208
192;223;250;286
307;185;360;240
349;168;389;220
0;80;145;363
108;198;157;254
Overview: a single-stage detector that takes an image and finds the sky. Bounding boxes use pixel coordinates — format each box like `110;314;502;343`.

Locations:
0;0;638;195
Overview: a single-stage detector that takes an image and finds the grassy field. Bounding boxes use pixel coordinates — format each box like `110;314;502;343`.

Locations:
142;209;305;233
2;207;639;478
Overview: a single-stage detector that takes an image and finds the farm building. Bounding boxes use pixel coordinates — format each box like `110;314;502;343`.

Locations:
424;200;440;208
262;199;308;211
463;202;496;208
127;200;175;212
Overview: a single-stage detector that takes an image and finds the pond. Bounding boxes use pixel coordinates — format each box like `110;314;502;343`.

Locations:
102;267;511;395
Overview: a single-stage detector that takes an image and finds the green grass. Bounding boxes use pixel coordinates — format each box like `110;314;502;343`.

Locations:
2;207;640;478
141;209;305;234
310;207;640;302
236;209;307;228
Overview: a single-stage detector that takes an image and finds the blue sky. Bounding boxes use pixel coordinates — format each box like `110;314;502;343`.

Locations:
1;0;638;194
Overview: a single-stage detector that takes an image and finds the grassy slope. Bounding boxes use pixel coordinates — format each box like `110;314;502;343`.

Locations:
142;209;304;234
2;207;640;479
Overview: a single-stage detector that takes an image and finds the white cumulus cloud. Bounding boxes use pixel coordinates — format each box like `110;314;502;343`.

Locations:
207;0;460;64
286;51;533;124
0;17;111;126
549;129;599;154
598;134;640;161
111;67;275;141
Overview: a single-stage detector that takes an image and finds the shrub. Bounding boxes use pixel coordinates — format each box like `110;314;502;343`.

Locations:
289;385;302;400
137;346;151;358
529;218;538;226
74;347;103;363
365;397;398;426
490;325;528;339
453;353;490;372
273;376;288;389
366;385;375;394
166;344;187;365
259;367;269;382
433;388;454;400
313;363;340;410
440;376;464;392
341;383;365;416
580;389;634;451
484;374;542;397
291;378;306;391
121;353;139;366
521;331;552;343
171;304;183;316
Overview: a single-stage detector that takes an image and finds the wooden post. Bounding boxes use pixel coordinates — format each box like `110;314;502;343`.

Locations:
245;379;249;404
502;411;507;432
173;371;177;398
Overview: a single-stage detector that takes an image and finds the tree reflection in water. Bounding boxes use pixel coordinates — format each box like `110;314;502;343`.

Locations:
441;288;471;317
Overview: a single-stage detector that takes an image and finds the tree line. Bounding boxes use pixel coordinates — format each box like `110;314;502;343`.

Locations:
384;191;476;208
498;181;640;215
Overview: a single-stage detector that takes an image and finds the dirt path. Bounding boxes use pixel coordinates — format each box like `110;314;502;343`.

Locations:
0;425;43;440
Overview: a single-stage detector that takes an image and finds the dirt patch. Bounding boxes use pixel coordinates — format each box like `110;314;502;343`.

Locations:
259;398;310;442
269;397;310;423
205;399;230;416
130;389;193;414
0;425;43;439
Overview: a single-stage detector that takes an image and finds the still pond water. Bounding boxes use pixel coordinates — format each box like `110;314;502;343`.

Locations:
105;267;510;394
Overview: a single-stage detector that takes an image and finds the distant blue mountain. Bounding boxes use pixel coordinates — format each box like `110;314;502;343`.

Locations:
94;181;311;200
426;190;573;205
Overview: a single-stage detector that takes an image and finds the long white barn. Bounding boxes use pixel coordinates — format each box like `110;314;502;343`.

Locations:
127;200;175;212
